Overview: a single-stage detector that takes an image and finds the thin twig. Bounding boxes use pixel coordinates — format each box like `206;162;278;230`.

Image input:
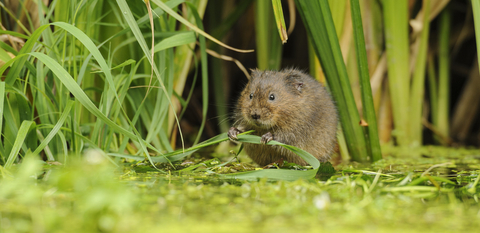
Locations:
287;0;296;35
205;48;251;80
421;162;452;177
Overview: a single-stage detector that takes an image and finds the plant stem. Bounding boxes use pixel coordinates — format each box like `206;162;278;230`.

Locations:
383;0;410;146
410;0;431;146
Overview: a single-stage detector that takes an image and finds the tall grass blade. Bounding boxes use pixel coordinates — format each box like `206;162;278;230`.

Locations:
116;0;185;153
0;82;5;162
185;2;209;145
350;0;382;161
144;0;156;103
295;0;369;162
328;0;347;36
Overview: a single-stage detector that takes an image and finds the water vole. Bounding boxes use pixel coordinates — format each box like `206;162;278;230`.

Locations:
228;68;338;166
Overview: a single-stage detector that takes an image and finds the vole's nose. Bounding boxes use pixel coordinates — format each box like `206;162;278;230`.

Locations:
251;113;260;120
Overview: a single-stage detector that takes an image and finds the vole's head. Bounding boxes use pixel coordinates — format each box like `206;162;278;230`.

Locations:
237;69;307;129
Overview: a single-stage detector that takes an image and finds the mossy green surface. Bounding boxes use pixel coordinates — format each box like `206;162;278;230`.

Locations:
1;147;479;233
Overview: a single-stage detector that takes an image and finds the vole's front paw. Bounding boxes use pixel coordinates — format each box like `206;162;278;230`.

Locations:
261;132;274;144
228;127;242;140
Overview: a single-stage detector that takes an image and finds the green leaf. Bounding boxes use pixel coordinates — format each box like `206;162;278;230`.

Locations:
216;133;321;181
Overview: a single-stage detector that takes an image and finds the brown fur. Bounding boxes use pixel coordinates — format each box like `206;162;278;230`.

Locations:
230;69;338;166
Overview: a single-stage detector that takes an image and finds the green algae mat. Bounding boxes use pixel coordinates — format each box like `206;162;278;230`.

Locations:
1;146;479;233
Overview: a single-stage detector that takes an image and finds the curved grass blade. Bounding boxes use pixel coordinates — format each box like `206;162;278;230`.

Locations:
272;0;288;43
110;131;234;162
407;175;455;186
234;135;320;168
112;131;322;181
153;32;196;53
219;134;320;181
0;30;30;40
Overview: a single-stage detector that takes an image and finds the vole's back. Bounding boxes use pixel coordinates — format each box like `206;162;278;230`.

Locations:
233;68;338;166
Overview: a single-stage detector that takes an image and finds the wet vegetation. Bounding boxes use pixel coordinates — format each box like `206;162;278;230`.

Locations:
1;0;480;232
1;147;479;232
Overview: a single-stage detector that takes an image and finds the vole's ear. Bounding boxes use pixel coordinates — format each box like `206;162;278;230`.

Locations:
286;75;304;92
294;82;304;91
250;68;262;80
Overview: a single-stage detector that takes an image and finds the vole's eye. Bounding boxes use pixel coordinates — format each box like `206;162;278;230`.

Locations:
269;94;275;101
249;93;253;99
